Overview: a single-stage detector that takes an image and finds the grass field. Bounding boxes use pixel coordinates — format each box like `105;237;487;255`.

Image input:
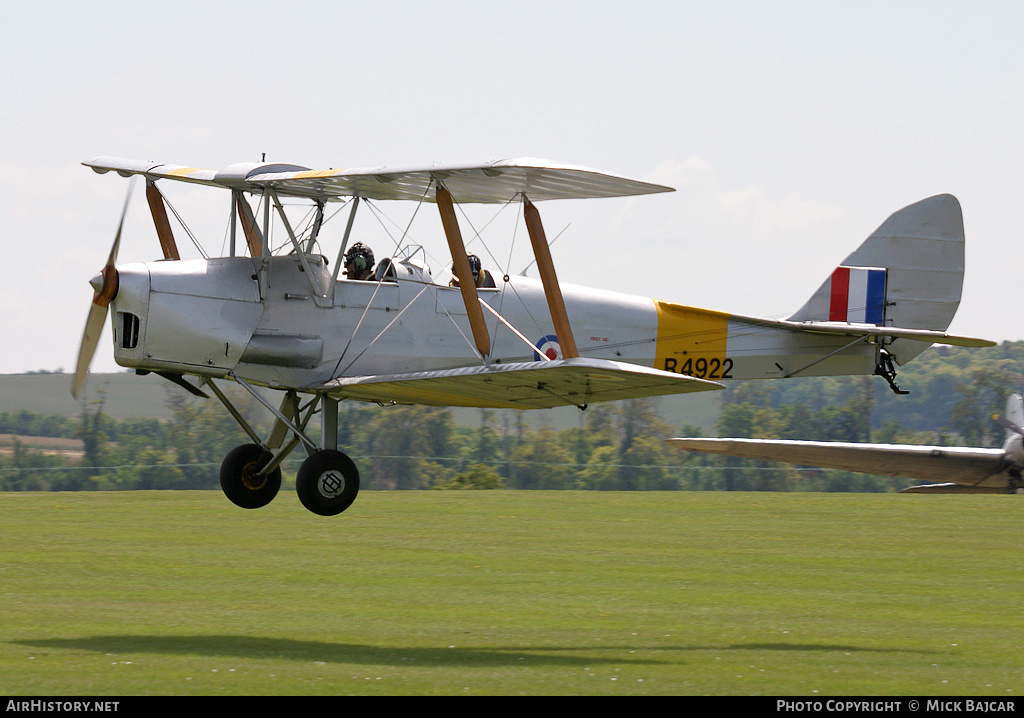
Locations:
0;490;1021;696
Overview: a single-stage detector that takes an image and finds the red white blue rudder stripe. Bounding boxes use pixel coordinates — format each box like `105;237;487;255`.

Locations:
828;266;887;324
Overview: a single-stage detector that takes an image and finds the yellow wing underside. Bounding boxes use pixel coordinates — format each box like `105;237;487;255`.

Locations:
316;358;722;409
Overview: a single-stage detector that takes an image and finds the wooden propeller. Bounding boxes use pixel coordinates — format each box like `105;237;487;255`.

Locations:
72;180;135;399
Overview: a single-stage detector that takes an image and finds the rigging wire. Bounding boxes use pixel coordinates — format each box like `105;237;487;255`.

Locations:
159;191;209;259
329;181;440;378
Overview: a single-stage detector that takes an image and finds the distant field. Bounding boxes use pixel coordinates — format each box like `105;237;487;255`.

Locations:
0;434;83;452
0;372;722;430
0;372;173;420
1;490;1021;696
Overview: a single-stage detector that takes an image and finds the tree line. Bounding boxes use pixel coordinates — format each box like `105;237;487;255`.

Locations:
3;341;1023;493
0;389;699;492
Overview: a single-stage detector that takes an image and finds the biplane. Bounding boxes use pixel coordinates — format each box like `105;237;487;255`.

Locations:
75;156;992;515
667;394;1024;495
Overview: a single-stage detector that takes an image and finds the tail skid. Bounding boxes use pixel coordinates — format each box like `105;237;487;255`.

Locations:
874;349;908;395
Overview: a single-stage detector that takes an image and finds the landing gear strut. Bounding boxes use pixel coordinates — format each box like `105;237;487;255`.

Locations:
209;379;360;516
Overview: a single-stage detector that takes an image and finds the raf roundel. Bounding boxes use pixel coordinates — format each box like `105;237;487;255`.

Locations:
534;335;562;361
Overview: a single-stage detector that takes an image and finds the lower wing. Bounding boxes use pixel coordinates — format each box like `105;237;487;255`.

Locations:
316;357;722;409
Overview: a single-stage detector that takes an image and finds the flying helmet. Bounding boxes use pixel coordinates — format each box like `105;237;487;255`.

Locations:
344;243;374;274
452;254;482;284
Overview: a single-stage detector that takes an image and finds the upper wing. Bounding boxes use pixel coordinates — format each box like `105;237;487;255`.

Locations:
316;357;722;409
84;157;673;204
85;158;223;186
666;437;1006;484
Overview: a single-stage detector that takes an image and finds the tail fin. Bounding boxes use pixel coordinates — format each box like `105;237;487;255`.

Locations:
787;194;965;363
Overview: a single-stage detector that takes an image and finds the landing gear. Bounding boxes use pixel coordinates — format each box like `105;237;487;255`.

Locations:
208;381;360;516
296;449;360;516
220;443;282;509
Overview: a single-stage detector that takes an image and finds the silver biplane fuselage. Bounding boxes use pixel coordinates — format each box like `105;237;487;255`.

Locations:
75;156;994;515
108;254;887;391
110;256;655;385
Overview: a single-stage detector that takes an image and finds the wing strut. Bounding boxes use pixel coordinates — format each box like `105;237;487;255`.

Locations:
268;188;330;304
233;191;264;258
436;184;491;361
524;197;578;358
145;181;180;260
329;197;360;298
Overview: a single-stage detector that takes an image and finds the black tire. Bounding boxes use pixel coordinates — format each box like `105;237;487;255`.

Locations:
296;449;360;516
219;443;282;509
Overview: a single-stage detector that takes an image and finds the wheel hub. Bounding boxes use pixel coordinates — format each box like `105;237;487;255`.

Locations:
318;469;346;498
242;462;268;491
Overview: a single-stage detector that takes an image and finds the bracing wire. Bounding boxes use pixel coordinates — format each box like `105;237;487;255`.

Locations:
160;192;209;259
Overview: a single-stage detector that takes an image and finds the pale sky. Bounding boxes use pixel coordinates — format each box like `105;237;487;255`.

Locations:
2;1;1022;376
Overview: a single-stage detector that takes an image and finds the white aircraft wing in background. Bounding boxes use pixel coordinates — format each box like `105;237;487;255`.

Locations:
666;437;1007;492
667;394;1024;495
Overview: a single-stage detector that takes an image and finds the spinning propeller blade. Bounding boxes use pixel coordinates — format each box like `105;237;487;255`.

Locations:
71;180;135;399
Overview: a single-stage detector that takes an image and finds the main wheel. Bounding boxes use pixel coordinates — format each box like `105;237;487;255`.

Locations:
296;449;360;516
220;443;282;509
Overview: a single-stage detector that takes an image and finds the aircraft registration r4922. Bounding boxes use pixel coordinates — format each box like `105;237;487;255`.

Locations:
75;156;993;515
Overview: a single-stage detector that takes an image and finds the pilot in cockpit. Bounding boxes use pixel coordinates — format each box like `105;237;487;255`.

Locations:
343;243;375;281
450;254;496;288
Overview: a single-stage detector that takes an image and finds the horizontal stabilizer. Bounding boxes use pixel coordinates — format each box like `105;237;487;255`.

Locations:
319;358;722;409
666;438;1005;483
729;315;994;348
